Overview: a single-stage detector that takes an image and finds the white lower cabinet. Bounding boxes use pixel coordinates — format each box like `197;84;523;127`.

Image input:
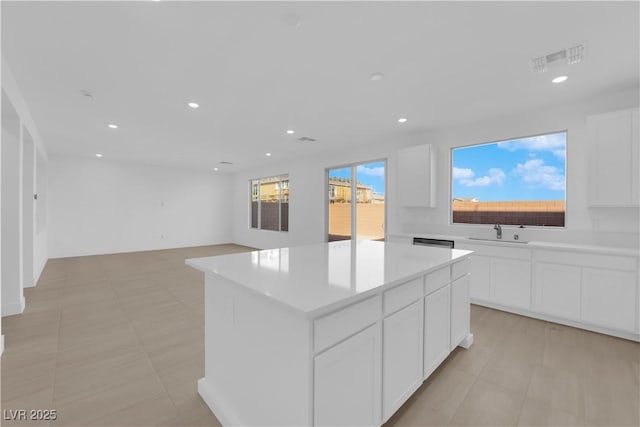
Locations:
491;258;531;309
314;323;382;426
456;243;531;310
450;275;470;350
423;284;451;379
314;259;473;425
382;300;424;422
468;254;491;301
534;262;581;320
582;268;637;332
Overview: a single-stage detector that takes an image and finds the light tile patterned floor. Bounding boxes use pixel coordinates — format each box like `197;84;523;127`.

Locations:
2;244;639;427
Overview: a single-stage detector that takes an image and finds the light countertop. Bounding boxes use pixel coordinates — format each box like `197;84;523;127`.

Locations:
387;232;639;257
186;240;471;317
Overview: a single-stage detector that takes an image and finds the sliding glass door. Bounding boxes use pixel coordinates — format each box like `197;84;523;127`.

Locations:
327;160;385;242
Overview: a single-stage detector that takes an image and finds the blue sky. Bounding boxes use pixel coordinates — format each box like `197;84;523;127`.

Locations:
329;162;385;195
452;132;566;201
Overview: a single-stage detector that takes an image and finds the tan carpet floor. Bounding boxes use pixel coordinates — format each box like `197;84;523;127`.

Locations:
1;244;639;427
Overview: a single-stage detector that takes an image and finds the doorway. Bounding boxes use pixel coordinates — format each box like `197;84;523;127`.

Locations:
22;127;35;287
327;160;386;242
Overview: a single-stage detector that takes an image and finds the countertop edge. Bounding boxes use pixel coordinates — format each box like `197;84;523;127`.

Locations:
387;232;640;257
186;250;473;319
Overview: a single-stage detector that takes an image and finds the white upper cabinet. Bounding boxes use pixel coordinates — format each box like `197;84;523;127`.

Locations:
397;144;436;207
588;108;639;206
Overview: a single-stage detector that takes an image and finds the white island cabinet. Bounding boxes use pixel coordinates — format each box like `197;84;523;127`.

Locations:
187;240;473;426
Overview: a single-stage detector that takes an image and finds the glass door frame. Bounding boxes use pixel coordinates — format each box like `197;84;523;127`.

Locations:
325;158;387;242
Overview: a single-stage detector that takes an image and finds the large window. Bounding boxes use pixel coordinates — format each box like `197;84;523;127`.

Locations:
451;131;566;227
250;174;289;232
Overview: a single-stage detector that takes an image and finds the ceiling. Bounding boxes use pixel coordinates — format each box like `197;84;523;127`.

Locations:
2;1;638;173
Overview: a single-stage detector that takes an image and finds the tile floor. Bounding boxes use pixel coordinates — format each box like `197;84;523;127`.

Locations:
2;244;639;427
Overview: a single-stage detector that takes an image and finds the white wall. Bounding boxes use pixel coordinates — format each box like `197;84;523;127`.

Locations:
232;141;402;249
1;94;25;316
2;57;49;288
232;87;639;250
401;88;640;247
49;156;234;258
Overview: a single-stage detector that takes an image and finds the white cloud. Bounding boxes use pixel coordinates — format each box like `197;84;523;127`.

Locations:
452;167;475;179
459;168;506;187
357;165;384;177
553;149;566;160
497;133;566;154
513;159;565;191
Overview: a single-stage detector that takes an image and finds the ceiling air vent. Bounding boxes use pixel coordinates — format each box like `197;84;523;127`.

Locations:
531;43;585;73
220;161;233;165
297;136;317;143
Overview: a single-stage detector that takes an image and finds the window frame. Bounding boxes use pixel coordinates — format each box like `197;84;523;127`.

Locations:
449;130;569;229
249;173;289;233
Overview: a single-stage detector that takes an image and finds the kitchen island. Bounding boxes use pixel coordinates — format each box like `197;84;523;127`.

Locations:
186;240;473;426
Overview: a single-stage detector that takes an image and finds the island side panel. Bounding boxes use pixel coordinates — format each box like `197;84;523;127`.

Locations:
199;272;312;426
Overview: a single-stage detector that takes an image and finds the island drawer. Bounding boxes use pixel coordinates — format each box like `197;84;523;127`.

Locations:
451;258;470;280
425;267;450;295
314;295;381;353
384;276;424;316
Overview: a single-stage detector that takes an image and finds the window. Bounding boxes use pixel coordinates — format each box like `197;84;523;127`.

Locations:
250;174;289;232
451;131;566;227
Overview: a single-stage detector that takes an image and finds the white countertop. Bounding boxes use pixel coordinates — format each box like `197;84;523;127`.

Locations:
186;240;472;317
388;232;640;257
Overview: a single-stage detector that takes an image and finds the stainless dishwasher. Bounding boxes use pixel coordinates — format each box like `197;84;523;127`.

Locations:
412;237;455;249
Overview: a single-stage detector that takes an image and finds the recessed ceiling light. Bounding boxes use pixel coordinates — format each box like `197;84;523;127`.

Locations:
397;117;408;123
213;167;219;171
286;129;295;134
188;102;200;109
265;152;272;157
107;124;118;129
96;153;103;157
552;75;568;83
369;73;384;81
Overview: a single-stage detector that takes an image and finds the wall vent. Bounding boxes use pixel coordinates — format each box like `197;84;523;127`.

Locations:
297;136;317;143
531;43;585;73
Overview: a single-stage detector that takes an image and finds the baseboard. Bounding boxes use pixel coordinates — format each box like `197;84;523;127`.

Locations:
198;378;243;427
471;300;640;342
33;257;48;287
2;297;26;317
23;277;36;288
0;335;4;356
50;241;239;259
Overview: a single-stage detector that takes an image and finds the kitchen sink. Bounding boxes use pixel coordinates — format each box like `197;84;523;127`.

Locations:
467;237;529;244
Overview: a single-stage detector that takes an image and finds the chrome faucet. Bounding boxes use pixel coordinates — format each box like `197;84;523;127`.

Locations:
493;223;502;239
